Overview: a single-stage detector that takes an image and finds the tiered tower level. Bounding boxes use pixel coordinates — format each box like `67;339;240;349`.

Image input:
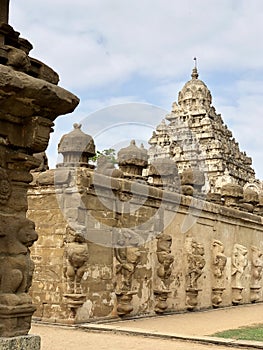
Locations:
148;67;255;193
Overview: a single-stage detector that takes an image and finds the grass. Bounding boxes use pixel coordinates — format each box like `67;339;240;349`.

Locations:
212;324;263;341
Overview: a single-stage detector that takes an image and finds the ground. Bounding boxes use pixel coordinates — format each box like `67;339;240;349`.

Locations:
30;303;263;349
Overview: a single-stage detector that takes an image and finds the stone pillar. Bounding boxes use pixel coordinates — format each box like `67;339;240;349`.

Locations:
0;2;79;345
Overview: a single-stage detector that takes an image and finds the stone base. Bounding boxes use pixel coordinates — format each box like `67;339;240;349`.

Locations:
0;334;40;350
0;303;36;337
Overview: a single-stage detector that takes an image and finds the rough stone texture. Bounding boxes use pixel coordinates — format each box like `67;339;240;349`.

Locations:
117;140;148;177
0;335;40;349
0;1;79;337
26;63;263;325
148;67;255;194
58;123;95;168
28;167;263;323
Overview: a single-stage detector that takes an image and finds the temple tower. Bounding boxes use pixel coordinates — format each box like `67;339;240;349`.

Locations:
148;66;255;193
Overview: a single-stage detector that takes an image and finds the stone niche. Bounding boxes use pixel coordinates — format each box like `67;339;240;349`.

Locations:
0;0;79;343
28;163;263;323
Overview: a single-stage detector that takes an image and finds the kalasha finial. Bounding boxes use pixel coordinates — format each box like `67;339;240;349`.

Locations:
191;57;199;79
0;0;10;24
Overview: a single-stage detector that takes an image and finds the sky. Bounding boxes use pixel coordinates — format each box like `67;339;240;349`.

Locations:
9;0;263;179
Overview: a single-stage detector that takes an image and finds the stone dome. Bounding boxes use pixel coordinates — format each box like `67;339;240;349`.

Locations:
178;67;212;112
58;123;95;167
117;140;148;176
58;123;95;154
117;140;148;166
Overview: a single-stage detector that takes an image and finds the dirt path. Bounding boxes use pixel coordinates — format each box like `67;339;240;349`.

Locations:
30;324;234;350
30;303;263;349
109;303;263;336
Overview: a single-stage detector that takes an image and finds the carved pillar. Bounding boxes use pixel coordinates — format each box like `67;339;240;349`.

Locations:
154;234;174;313
114;230;141;317
185;237;205;310
250;246;263;303
231;244;248;305
0;4;79;339
211;240;227;307
63;227;89;321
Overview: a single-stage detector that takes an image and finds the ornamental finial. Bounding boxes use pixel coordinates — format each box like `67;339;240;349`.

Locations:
191;57;199;79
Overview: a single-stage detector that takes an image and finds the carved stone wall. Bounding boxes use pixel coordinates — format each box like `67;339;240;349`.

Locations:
27;168;263;323
0;4;79;337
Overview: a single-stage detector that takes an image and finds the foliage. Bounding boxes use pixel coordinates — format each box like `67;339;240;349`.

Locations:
91;148;117;164
212;324;263;341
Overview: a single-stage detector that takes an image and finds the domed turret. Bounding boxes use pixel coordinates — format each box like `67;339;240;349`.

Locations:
178;67;212;113
117;140;148;176
57;123;96;167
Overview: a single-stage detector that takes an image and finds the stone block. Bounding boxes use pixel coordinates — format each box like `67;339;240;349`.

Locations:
0;335;40;350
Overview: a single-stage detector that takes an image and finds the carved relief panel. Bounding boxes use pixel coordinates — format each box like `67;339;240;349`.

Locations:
114;229;141;316
185;237;206;310
211;240;227;307
63;226;89;320
250;245;263;302
231;243;248;304
154;233;174;313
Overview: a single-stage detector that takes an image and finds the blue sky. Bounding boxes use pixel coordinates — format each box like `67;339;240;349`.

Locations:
9;0;263;179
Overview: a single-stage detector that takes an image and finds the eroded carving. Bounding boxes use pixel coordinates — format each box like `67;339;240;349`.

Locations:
114;230;141;316
0;216;38;336
154;234;174;313
211;240;227;307
0;167;11;204
63;227;89;320
185;237;205;310
231;243;248;304
250;246;263;302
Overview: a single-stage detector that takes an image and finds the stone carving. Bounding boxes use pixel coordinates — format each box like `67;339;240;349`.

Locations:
154;234;174;313
63;227;89;319
148;158;179;191
114;230;141;316
221;184;243;209
0;167;11;204
180;168;205;196
64;227;89;294
148;66;255;194
250;246;263;302
117;140;148;177
0;216;38;336
32;152;49;172
231;244;248;304
0;0;79;338
211;240;227;307
240;188;259;213
58;123;95;168
0;216;38;299
185;237;205;309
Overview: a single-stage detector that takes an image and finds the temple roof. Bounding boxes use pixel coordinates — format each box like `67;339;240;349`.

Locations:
178;67;212;112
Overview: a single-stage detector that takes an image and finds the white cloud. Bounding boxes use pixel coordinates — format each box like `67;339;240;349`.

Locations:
8;0;263;179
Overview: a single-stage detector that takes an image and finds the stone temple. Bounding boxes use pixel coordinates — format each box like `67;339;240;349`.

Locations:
27;66;263;325
148;67;255;194
3;0;263;346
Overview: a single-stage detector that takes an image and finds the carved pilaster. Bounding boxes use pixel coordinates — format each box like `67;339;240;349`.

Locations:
185;237;205;310
0;5;79;336
250;246;263;303
63;227;89;321
211;240;227;307
154;234;174;313
231;244;248;305
114;231;141;317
